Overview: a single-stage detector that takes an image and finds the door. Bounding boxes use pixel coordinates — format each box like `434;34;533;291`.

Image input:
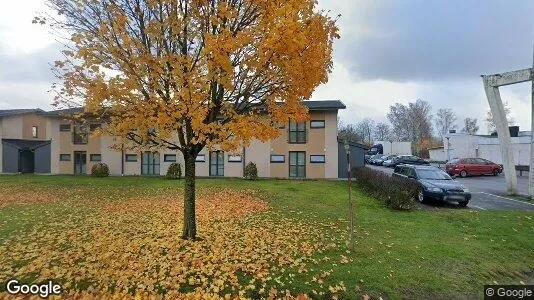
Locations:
209;151;224;176
141;152;160;175
476;158;492;174
18;150;35;173
289;151;306;178
74;151;87;174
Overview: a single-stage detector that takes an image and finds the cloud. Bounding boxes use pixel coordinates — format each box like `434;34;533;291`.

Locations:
0;43;61;83
333;0;534;82
0;82;54;110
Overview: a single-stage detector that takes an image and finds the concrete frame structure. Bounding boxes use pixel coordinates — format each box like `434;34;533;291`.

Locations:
482;67;534;196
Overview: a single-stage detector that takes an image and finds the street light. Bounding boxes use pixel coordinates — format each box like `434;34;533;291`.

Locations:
344;140;355;248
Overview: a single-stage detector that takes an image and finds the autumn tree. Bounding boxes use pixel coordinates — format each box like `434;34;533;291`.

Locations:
42;0;338;239
338;121;363;143
434;108;457;138
373;122;391;141
461;117;479;135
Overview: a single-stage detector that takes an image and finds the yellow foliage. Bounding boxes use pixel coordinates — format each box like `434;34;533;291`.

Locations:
0;187;342;298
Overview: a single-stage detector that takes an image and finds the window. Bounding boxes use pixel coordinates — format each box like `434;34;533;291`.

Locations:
228;155;242;163
270;154;285;163
89;123;101;132
125;154;137;162
289;151;306;178
164;154;177;162
59;124;71;131
310;120;325;128
32;126;38;138
196;154;206;162
288;119;306;143
209;151;224;176
59;154;71;161
90;154;102;162
310;155;325;163
73;124;88;144
142;152;160;175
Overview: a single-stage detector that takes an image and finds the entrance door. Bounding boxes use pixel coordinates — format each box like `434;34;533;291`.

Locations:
74;151;87;174
209;151;224;176
141;152;160;175
19;150;35;173
289;151;306;178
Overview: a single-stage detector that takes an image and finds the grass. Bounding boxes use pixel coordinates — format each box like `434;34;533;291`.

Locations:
0;175;533;299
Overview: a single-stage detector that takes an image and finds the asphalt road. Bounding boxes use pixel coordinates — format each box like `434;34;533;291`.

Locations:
366;164;534;211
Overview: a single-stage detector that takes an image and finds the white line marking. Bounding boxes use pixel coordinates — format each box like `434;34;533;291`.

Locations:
469;205;487;210
479;192;534;206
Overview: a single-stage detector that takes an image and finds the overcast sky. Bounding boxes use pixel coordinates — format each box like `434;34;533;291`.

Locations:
1;0;533;133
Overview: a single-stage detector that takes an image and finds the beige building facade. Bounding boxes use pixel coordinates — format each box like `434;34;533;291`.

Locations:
0;101;346;179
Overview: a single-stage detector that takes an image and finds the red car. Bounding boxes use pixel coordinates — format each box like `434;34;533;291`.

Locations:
445;158;502;177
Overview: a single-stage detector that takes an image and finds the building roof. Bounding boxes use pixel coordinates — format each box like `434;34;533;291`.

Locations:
337;137;369;149
302;100;346;110
0;109;44;117
38;107;84;117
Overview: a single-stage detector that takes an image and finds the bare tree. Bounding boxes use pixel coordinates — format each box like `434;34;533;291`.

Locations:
387;99;433;142
461;118;479;135
373;122;391;141
338;122;363;143
486;101;514;133
435;108;457;138
356;118;375;144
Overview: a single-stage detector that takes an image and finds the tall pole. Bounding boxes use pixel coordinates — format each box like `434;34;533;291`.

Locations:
345;140;355;248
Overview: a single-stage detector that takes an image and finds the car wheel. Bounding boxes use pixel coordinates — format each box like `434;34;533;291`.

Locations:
417;190;426;203
492;169;499;176
458;200;469;207
460;170;468;178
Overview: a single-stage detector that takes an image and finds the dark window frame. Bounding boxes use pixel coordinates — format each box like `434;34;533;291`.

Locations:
90;154;102;162
59;154;71;161
31;126;38;138
270;154;285;163
196;154;206;162
310;155;326;163
125;154;137;162
289;151;306;178
141;151;160;175
228;155;242;163
72;124;88;145
59;124;71;132
209;151;225;176
164;154;177;162
288;119;307;144
310;120;325;129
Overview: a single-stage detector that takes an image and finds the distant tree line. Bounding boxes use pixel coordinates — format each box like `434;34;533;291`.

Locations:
337;98;513;158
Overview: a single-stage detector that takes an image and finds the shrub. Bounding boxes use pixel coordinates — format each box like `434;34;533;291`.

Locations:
244;162;258;180
91;162;110;177
166;163;182;180
352;167;419;210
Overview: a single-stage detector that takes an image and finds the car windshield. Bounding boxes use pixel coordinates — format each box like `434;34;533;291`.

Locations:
416;169;452;180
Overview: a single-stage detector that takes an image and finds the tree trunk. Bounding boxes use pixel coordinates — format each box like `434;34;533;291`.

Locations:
182;153;197;240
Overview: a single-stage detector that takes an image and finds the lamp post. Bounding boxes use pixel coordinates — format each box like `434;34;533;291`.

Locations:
445;136;451;162
344;140;355;248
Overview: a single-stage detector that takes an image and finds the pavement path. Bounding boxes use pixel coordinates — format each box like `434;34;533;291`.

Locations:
365;164;534;211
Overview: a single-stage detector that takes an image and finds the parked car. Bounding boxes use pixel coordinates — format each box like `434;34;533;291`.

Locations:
393;165;471;207
376;155;396;166
445;158;502;177
367;154;383;165
388;155;430;168
370;154;386;165
382;155;398;167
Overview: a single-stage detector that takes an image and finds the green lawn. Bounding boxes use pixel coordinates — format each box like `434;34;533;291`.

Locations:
0;175;533;299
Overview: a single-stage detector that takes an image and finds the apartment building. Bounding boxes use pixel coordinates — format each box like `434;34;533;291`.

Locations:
0;100;353;179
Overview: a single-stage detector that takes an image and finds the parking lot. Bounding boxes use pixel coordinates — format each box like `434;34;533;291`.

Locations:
366;164;534;211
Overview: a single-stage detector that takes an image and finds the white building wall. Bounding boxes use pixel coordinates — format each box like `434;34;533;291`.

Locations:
324;111;339;178
375;141;412;155
429;148;446;161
